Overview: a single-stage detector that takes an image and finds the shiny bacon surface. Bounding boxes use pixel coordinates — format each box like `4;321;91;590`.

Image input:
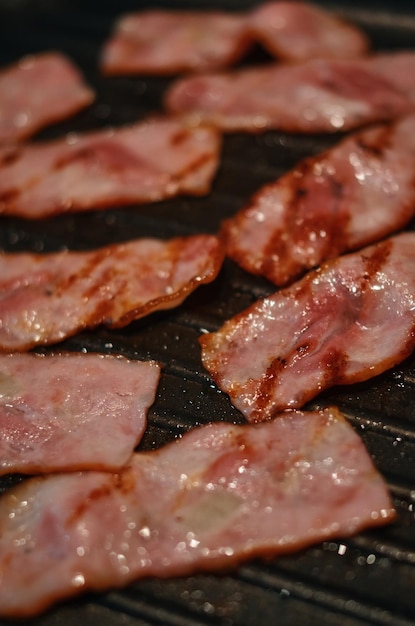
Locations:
0;234;223;352
1;2;415;626
0;52;94;145
101;10;251;75
0;407;394;617
100;2;369;77
249;1;369;62
0;352;160;474
223;114;415;286
0;117;221;218
200;233;415;422
164;56;412;134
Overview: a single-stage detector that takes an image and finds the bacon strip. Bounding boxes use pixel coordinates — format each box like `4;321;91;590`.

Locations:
101;10;251;75
249;1;369;63
100;3;368;77
0;234;224;352
0;407;394;617
0;117;221;219
0;352;160;475
223;114;415;286
200;233;415;422
164;58;412;134
0;52;94;145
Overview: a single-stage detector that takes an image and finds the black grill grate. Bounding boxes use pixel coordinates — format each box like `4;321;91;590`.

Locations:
1;2;415;624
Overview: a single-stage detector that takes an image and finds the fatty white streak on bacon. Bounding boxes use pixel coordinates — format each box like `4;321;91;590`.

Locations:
0;52;94;145
249;1;369;62
0;117;221;219
0;407;395;617
200;233;415;422
164;58;412;134
0;234;224;352
0;353;160;475
101;10;251;75
223;114;415;286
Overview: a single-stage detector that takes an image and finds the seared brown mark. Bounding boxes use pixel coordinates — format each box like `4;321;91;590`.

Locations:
169;152;214;191
0;189;19;210
260;158;349;285
356;123;393;157
251;356;288;421
170;129;191;146
54;140;146;172
67;469;135;526
360;238;392;286
0;148;21;166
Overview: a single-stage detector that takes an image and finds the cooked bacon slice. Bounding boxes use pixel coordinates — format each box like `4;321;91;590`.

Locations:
249;1;369;62
164;58;412;134
0;52;94;145
101;10;251;75
223;114;415;286
0;117;221;219
0;407;394;617
200;233;415;422
364;51;415;102
0;234;224;352
0;352;160;475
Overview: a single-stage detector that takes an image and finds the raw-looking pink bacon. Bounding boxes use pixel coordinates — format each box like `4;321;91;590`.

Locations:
249;1;369;63
101;10;251;75
200;233;415;423
0;407;394;617
0;117;221;219
164;57;412;134
363;51;415;103
0;234;224;352
100;3;368;77
223;114;415;287
0;352;160;475
0;52;94;145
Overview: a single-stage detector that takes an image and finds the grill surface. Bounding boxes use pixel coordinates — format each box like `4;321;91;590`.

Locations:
1;1;415;624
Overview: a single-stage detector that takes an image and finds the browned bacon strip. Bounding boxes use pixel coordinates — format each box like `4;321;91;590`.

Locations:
200;233;415;422
0;407;394;617
165;58;412;134
101;10;251;75
0;234;224;352
223;114;415;286
0;352;160;475
249;1;369;62
0;52;94;145
0;117;221;219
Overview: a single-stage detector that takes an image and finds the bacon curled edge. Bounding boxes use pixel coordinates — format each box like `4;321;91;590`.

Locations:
223;114;415;286
200;232;415;422
0;234;224;352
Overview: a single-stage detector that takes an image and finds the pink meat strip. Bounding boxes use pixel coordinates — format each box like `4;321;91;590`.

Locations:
0;234;224;352
0;406;394;617
223;114;415;286
363;51;415;102
249;1;369;62
0;352;160;475
101;10;251;75
0;52;94;145
200;232;415;422
0;116;221;219
164;57;412;134
100;3;369;76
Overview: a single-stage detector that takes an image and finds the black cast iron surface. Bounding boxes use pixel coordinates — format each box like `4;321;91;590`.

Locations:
1;1;415;624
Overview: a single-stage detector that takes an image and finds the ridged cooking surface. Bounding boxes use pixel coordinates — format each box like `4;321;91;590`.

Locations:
0;2;415;624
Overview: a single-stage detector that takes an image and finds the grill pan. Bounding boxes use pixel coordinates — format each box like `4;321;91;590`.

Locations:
1;1;415;624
